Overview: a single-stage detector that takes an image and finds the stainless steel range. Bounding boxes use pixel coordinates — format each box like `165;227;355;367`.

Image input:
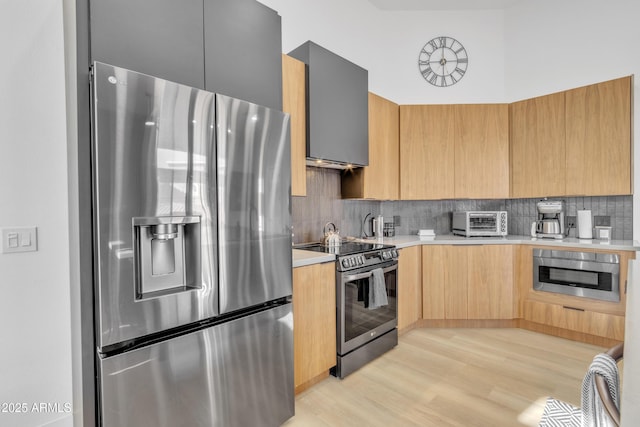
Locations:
300;241;399;378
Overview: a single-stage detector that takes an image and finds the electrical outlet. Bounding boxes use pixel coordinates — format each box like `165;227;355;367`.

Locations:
393;215;401;226
566;216;576;229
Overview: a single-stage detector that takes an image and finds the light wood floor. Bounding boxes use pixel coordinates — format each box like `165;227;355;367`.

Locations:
283;328;607;427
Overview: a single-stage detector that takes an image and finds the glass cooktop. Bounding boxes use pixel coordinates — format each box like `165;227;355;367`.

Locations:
297;241;395;256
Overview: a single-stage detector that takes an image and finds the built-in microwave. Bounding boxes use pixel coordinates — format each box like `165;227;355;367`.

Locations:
533;248;620;302
452;211;508;237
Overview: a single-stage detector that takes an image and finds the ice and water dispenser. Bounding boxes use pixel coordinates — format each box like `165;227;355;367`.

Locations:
133;216;201;299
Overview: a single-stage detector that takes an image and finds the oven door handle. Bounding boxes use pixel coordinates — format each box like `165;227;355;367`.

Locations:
344;265;397;282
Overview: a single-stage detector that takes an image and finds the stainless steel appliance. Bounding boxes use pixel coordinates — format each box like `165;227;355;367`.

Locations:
452;211;508;237
533;248;620;302
91;62;294;427
298;242;399;378
534;200;566;239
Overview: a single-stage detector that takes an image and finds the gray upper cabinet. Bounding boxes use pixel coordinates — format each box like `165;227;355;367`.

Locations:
89;0;282;109
204;0;283;110
90;0;206;89
289;41;368;167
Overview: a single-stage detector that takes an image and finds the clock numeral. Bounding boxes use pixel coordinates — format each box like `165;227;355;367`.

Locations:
439;37;447;48
454;66;466;76
420;66;433;78
457;57;468;64
450;74;458;84
455;47;466;55
428;73;438;85
441;75;449;87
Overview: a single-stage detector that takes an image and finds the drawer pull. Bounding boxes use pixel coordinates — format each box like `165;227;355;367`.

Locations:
562;305;585;312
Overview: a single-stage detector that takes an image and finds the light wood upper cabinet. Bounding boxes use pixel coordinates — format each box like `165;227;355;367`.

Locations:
400;104;508;200
565;76;632;196
293;262;336;393
397;245;422;331
511;76;632;198
510;92;566;198
282;54;307;197
455;104;509;199
342;92;399;199
400;105;455;200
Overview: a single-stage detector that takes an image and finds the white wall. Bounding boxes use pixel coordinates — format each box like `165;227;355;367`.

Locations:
259;0;506;104
0;1;73;426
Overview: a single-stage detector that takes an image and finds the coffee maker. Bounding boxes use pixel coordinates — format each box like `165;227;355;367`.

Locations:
534;200;566;239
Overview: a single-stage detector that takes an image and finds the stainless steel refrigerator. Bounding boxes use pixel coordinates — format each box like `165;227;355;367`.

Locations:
91;62;293;427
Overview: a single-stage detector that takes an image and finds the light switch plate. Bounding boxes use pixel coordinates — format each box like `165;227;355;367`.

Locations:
1;227;38;254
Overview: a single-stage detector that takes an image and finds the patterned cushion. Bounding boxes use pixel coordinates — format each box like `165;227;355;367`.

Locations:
538;397;581;427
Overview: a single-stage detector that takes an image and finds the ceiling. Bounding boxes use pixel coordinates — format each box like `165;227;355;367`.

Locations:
367;0;524;10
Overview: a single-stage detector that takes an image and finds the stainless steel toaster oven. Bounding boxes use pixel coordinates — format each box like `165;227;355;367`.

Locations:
452;211;508;237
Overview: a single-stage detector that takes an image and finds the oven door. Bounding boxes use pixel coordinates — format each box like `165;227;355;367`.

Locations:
337;261;397;355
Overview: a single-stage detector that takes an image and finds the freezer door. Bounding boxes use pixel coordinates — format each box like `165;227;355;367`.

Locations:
92;62;218;349
99;304;294;427
216;94;292;314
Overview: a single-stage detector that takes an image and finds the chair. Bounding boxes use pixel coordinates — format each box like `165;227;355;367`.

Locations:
538;342;623;427
595;343;623;426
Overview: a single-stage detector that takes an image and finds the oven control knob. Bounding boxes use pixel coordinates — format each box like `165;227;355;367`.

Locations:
349;258;355;267
341;259;349;268
392;249;398;258
360;255;365;265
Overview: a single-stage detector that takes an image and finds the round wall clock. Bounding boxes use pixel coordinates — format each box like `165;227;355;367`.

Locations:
418;36;468;87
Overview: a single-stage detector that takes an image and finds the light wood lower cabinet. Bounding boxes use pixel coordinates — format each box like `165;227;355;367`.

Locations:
422;245;514;320
293;262;336;393
397;245;422;331
467;245;514;319
523;300;625;341
517;245;634;341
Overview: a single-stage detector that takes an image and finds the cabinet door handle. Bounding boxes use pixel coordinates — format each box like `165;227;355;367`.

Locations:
562;305;585;312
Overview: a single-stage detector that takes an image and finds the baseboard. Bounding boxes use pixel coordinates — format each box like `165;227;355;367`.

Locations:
409;318;621;348
517;319;623;348
419;319;518;328
295;371;331;395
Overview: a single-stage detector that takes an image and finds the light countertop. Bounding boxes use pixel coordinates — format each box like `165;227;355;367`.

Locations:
382;234;640;251
292;234;640;267
292;249;335;268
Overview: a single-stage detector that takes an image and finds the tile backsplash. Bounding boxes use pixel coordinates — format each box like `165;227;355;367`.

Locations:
291;167;633;243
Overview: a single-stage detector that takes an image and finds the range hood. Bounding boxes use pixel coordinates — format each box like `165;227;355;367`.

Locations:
288;41;369;169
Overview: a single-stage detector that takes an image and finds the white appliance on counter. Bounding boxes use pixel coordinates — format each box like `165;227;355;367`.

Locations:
577;209;594;239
